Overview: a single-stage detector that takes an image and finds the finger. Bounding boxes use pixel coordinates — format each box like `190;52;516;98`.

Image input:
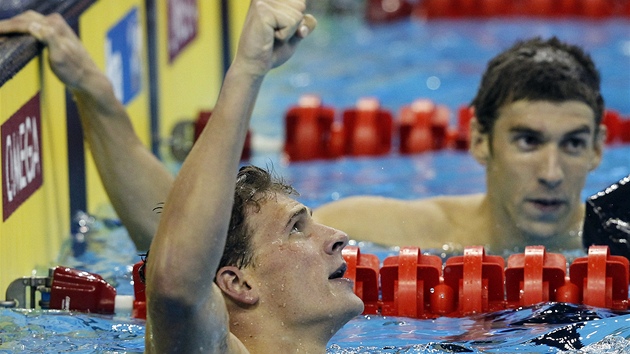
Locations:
28;21;47;41
297;14;317;39
255;0;305;41
0;10;45;35
35;13;77;44
271;0;306;40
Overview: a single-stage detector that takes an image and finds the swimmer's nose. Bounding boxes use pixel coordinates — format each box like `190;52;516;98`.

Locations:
326;229;349;255
538;146;564;189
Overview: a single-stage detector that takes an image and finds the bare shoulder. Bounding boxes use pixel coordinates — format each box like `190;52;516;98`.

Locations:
314;194;486;248
412;193;490;246
314;195;421;227
422;193;486;212
315;195;410;213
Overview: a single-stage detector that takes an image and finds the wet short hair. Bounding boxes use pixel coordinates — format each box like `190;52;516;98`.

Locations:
218;165;298;270
139;166;297;284
471;36;604;135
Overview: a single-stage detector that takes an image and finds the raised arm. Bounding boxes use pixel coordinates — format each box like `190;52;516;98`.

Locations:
144;1;315;352
0;11;172;250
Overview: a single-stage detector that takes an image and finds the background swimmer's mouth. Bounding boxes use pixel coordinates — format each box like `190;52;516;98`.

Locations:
329;264;347;279
530;199;566;207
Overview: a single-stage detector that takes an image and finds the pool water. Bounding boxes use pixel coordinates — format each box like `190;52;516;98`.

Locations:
4;235;630;353
3;14;630;354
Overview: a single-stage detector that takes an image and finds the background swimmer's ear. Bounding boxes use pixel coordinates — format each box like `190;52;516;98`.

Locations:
469;117;490;165
215;266;259;305
589;124;607;171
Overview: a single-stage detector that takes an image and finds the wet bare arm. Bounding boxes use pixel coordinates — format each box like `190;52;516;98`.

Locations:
0;11;172;250
144;1;316;352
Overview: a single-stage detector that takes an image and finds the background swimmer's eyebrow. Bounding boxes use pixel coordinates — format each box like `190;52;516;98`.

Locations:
508;126;543;135
507;125;592;136
285;206;310;229
564;125;593;136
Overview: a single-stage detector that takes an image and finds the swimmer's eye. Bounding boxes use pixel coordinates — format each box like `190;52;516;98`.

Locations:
514;133;542;151
290;219;305;234
561;136;588;154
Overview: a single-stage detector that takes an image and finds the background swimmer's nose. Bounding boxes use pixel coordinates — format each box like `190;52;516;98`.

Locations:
538;146;564;188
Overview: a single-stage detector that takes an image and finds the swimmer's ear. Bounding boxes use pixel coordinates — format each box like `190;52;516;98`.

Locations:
589;123;607;171
215;266;259;305
469;117;490;165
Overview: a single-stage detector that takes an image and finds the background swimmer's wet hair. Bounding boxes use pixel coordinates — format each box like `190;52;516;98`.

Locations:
472;36;604;136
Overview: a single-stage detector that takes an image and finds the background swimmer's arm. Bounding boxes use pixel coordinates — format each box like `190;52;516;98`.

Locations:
146;1;315;352
0;12;172;251
314;195;481;249
313;196;442;246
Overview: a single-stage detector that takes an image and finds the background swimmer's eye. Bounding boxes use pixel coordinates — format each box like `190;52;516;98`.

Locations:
563;137;587;153
514;134;541;150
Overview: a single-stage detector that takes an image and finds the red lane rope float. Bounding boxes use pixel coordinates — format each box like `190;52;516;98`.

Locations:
505;245;567;308
282;96;629;163
342;245;630;318
343;97;393;157
283;95;337;162
380;247;442;318
443;246;505;315
569;245;629;310
341;246;380;314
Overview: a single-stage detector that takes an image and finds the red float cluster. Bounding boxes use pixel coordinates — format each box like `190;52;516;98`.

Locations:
283;96;472;162
366;0;630;23
15;243;626;319
282;95;630;162
343;244;630;318
604;110;630;145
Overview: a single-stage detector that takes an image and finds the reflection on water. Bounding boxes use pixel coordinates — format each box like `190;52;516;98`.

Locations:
3;296;630;353
0;308;145;353
330;303;630;353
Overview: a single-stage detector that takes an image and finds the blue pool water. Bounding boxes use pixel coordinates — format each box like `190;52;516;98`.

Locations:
2;15;630;354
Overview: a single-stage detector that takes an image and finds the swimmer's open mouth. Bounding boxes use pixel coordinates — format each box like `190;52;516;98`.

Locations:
329;264;347;279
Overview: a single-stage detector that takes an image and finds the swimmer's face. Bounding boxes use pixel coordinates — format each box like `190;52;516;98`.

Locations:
473;100;604;243
244;193;363;332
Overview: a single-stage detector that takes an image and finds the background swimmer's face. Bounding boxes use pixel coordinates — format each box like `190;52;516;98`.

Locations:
476;100;604;241
244;193;363;330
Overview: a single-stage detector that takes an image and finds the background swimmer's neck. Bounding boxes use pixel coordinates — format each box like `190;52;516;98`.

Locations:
485;196;585;253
